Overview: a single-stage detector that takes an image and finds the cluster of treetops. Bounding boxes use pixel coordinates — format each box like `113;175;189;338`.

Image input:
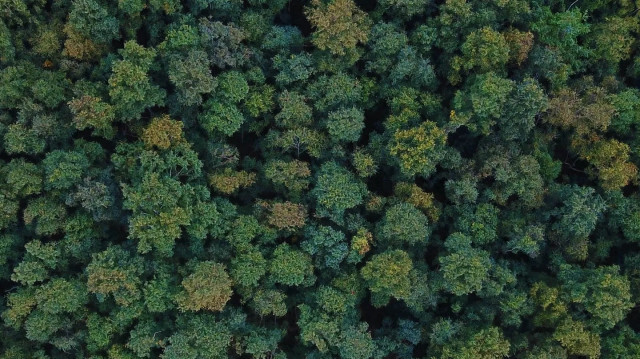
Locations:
1;0;640;358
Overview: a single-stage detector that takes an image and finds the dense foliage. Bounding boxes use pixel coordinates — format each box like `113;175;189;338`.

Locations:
1;0;640;358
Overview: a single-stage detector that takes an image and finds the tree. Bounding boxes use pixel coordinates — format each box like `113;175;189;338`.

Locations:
87;246;144;307
477;147;545;207
453;72;515;135
450;27;509;84
264;159;311;197
141;115;186;150
307;73;367;112
558;265;633;330
388;47;437;90
337;324;376;359
377;202;430;246
251;289;287;317
531;7;590;74
209;168;256;194
122;173;192;256
590;16;639;70
62;23;105;61
4;278;88;349
3;124;46;155
297;304;340;353
350;228;372;256
305;0;371;56
162;314;232;359
365;22;407;74
352;149;378;178
389;120;447;178
108;41;166;121
601;325;640;358
242;326;285;359
199;99;245;137
274;90;313;129
67;0;119;44
168;50;214;106
215;70;249;103
545;85;614;136
176;261;233;312
440;327;510;359
497;78;548;141
301;225;349;271
273;52;315;86
31;70;69;109
326;107;365;143
581;138;638;190
23;197;67;236
1;159;42;199
42;150;89;191
11;240;60;286
552;318;601;359
265;127;326;158
504;28;534;66
269;244;314;287
549;185;606;246
231;249;267;287
265;201;307;230
68;95;116;139
361;250;413;307
609;89;640;135
440;233;492;296
378;0;430;18
198;19;249;69
312;161;367;221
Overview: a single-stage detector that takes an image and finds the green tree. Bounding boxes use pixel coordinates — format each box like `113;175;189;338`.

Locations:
122;173;192;256
361;250;413;306
453;72;515;135
198;19;249;69
440;327;510;359
450;27;509;84
301;225;349;270
108;41;166;121
1;159;42;199
377;202;430;246
269;244;314;287
87;246;144;307
168;50;214;106
231;249;267;287
590;16;638;70
264;159;311;197
552;318;600;359
162;314;232;359
68;0;119;44
23;197;67;236
440;233;492;296
176;261;233;312
274;90;313;129
389;120;448;178
251;289;288;317
326;107;365;143
305;0;372;56
68;95;116;139
312;161;367;221
558;265;634;330
199;99;245;137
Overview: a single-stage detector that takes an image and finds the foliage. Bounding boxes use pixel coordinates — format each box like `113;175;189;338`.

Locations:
305;0;371;57
0;1;639;357
176;261;233;312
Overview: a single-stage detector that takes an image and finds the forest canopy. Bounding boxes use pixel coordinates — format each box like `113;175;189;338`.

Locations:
1;0;640;358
